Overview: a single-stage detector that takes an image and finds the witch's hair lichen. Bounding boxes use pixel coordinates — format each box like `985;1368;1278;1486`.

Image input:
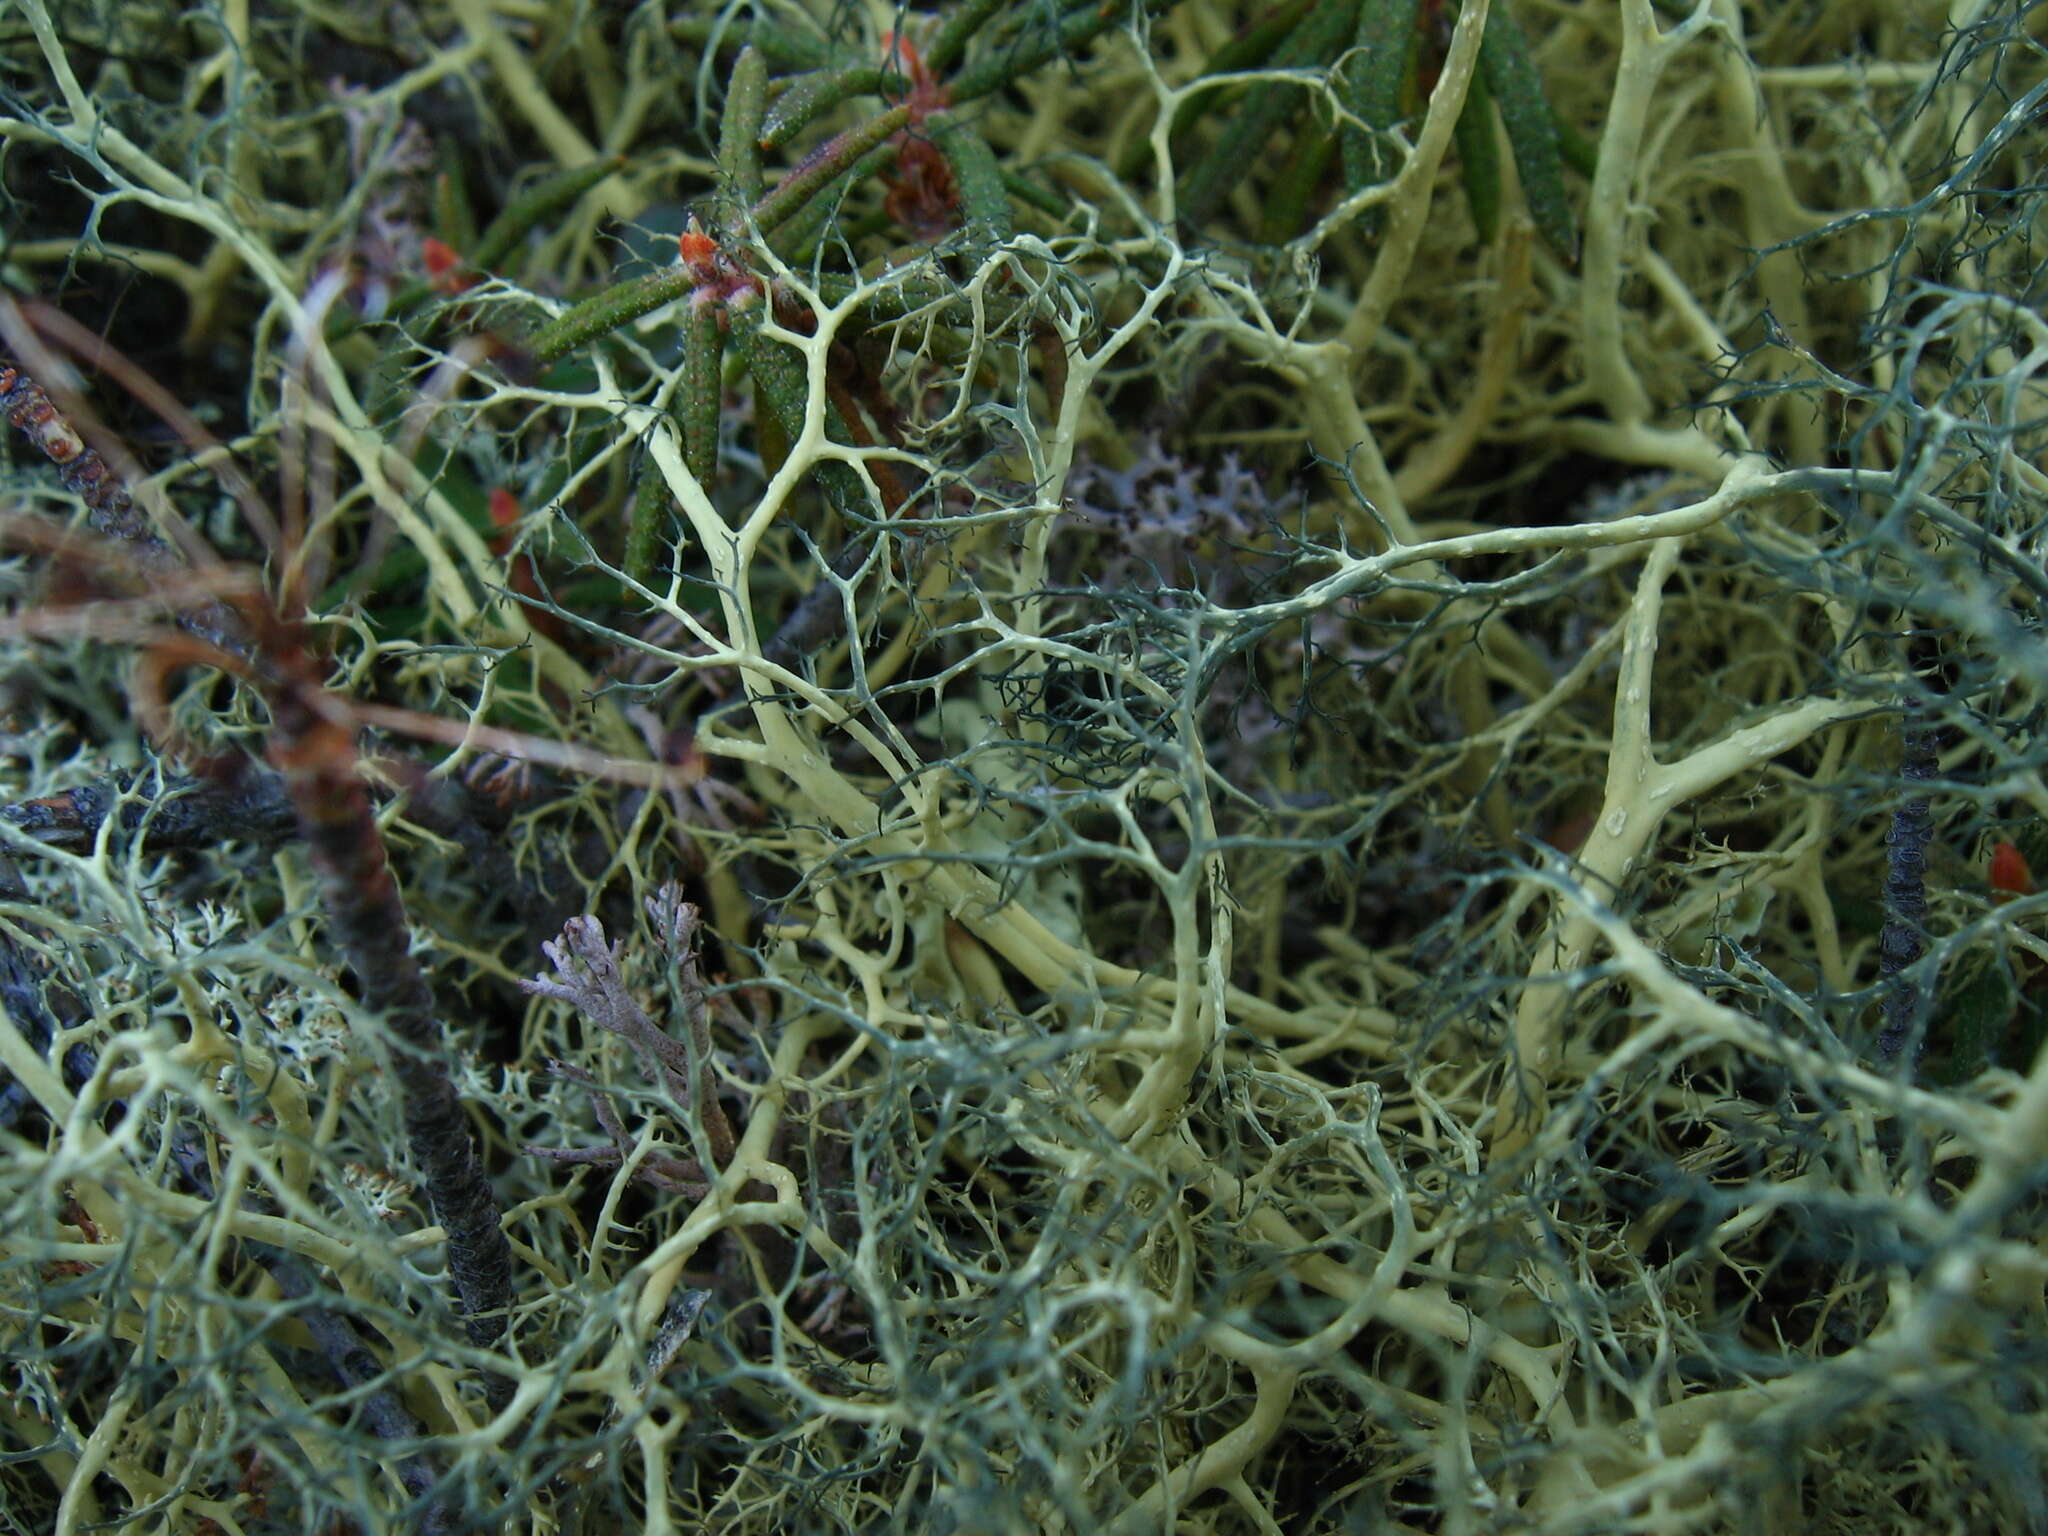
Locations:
3;0;2047;1531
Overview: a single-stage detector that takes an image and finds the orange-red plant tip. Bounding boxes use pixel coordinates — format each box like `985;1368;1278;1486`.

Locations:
878;31;921;72
1990;839;2035;898
422;237;478;293
488;488;521;527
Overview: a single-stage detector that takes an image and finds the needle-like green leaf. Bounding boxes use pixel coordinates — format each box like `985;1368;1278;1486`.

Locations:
1338;0;1421;216
1179;0;1361;227
934;115;1013;252
470;156;627;276
679;297;724;488
1454;66;1502;246
1478;1;1576;261
718;47;771;228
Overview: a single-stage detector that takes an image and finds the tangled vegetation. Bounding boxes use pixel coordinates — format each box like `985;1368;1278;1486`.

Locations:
2;0;2046;1530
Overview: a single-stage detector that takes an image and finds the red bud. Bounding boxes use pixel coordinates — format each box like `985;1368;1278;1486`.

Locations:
1991;840;2035;898
678;227;717;270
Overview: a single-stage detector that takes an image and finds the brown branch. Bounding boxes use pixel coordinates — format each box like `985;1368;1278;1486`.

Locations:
0;340;249;659
265;660;515;1397
0;307;514;1407
0;765;300;856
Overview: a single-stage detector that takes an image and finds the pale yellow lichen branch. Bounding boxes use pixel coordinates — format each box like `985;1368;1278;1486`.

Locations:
1582;0;1726;426
1492;526;1870;1151
1333;0;1492;358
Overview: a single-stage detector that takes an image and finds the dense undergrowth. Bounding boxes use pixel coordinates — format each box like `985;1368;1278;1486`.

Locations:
2;0;2046;1531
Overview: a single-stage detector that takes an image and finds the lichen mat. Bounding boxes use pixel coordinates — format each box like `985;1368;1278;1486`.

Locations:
1;1;2045;1532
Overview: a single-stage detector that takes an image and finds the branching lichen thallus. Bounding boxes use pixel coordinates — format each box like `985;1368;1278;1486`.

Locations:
0;336;516;1408
502;33;1044;628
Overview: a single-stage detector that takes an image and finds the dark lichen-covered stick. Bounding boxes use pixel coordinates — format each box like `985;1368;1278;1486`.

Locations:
262;653;515;1395
0;856;94;1133
521;267;701;367
678;296;724;490
0;348;515;1406
0;354;157;548
0;768;300;855
1876;706;1937;1064
0;353;247;656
